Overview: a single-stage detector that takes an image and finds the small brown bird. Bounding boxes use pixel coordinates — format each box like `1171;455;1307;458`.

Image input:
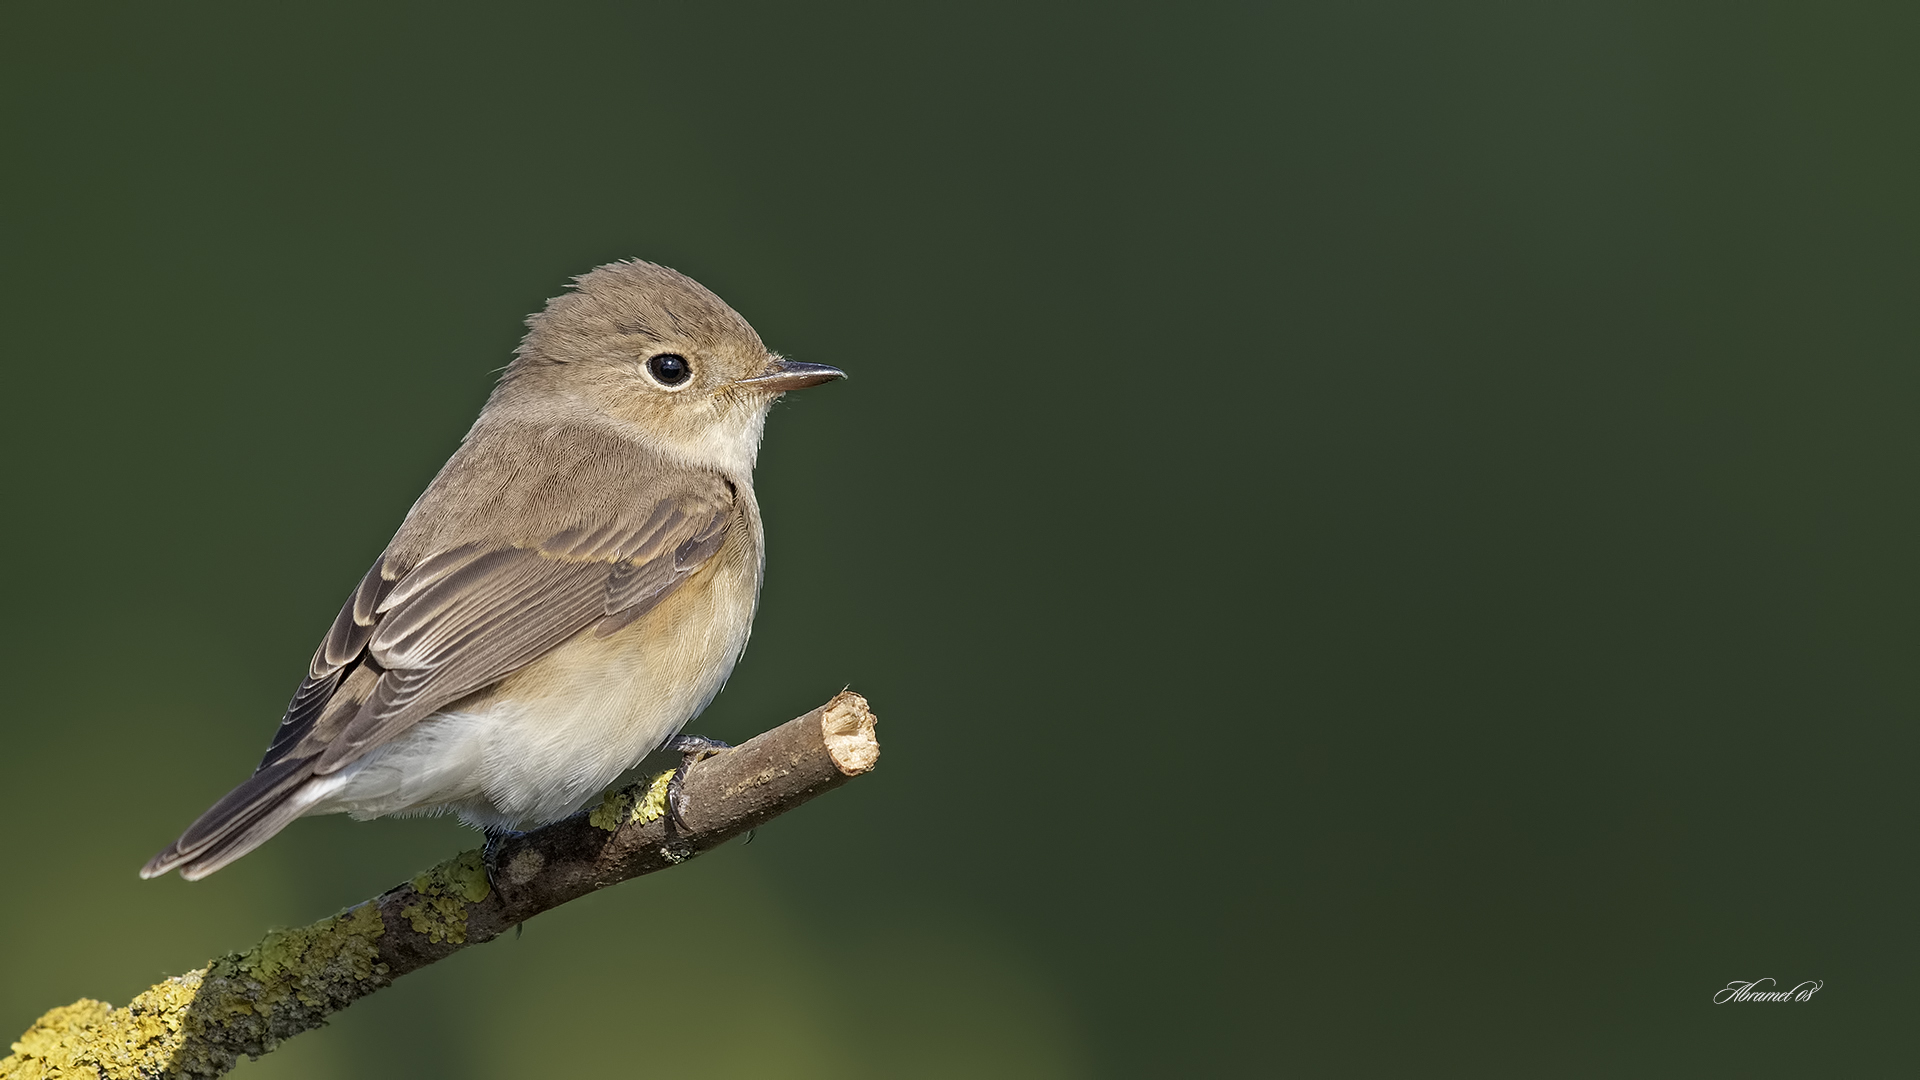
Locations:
142;260;842;880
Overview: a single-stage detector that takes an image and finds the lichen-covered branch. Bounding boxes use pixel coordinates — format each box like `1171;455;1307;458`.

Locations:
2;692;880;1080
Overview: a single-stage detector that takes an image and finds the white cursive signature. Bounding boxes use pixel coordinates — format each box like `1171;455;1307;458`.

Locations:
1713;978;1822;1003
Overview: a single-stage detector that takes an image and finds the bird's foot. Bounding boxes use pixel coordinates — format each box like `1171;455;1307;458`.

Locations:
663;734;733;830
480;825;529;896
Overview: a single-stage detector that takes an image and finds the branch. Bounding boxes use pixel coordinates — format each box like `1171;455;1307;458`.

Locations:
1;692;880;1080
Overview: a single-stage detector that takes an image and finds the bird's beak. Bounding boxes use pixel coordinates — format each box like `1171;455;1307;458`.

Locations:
732;358;846;393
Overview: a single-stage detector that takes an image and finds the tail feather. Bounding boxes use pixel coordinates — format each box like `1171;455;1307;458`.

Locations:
140;756;321;880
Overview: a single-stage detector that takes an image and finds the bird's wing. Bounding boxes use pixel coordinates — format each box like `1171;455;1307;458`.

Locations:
144;474;735;878
288;484;737;775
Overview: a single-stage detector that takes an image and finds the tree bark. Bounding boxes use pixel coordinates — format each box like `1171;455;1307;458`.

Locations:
1;691;879;1080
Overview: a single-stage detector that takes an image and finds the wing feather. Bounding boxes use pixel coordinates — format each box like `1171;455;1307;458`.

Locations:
287;481;736;776
145;425;749;881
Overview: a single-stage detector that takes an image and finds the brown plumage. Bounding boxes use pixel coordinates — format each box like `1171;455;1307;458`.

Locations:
142;260;843;880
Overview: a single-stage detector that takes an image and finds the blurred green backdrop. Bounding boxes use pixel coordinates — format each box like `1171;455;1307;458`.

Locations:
2;2;1915;1076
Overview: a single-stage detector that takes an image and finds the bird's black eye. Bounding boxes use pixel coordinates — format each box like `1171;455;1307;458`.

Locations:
647;353;691;387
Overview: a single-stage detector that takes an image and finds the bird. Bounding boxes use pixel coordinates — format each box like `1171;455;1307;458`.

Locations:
141;259;843;880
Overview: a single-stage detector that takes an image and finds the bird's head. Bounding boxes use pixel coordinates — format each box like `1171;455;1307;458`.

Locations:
505;259;843;473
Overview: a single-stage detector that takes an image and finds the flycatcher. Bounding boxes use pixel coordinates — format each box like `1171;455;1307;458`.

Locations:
142;260;843;880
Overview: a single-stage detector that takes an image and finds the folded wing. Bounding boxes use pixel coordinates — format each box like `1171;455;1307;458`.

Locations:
141;479;736;880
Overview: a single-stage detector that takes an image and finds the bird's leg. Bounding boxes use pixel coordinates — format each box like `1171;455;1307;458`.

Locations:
480;824;528;897
664;734;733;830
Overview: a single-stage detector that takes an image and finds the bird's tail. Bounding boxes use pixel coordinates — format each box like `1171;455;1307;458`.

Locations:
140;756;324;880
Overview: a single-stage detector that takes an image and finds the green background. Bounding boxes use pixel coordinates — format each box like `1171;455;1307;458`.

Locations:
2;2;1914;1075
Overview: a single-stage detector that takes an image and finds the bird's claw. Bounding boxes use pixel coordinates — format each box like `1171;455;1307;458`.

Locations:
480;825;528;897
663;734;732;830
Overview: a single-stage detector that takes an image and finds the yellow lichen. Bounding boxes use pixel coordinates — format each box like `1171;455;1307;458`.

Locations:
212;902;389;1010
4;998;116;1079
399;849;491;944
4;898;395;1079
588;770;674;831
629;770;674;826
